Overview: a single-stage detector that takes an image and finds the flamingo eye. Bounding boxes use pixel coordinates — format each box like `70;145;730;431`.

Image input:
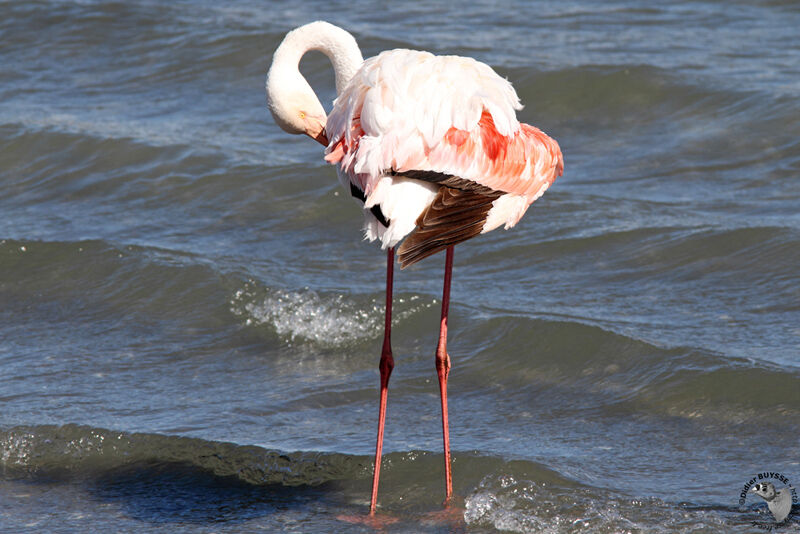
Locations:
299;111;306;119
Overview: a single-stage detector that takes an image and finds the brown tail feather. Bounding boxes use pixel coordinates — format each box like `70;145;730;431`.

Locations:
397;185;501;268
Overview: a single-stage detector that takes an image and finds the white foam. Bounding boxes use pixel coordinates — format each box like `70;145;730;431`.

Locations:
230;282;433;348
464;473;732;533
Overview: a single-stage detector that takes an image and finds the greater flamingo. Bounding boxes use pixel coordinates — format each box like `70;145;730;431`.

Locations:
266;21;563;514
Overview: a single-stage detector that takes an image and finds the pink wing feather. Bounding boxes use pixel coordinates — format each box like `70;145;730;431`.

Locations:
399;110;564;200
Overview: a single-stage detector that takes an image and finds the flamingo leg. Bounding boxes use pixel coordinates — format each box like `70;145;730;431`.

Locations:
370;247;395;515
436;245;455;504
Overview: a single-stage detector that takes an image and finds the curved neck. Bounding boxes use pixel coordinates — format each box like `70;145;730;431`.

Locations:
272;21;363;95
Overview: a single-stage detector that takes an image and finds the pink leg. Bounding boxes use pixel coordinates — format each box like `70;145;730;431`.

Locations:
370;247;395;515
436;245;455;504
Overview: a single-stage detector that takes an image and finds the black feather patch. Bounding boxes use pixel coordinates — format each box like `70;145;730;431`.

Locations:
391;169;499;195
350;182;389;228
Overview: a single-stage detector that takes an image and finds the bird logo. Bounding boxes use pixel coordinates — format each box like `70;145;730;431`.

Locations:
750;481;794;524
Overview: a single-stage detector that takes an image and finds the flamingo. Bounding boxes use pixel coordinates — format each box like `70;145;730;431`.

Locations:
266;21;563;514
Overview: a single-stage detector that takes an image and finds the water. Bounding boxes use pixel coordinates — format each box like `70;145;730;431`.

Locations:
2;1;800;532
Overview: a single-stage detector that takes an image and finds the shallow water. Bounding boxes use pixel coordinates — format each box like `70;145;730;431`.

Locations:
2;1;800;532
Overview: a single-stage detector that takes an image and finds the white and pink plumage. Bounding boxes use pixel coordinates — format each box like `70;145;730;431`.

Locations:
325;48;563;266
266;21;563;515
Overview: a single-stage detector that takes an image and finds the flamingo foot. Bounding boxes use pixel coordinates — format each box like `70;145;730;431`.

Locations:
337;511;401;527
421;502;466;529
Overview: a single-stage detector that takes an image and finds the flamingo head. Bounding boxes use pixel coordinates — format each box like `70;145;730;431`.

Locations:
266;68;328;145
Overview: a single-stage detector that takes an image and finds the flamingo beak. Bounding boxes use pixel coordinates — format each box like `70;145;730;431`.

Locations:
313;128;329;146
305;115;329;146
